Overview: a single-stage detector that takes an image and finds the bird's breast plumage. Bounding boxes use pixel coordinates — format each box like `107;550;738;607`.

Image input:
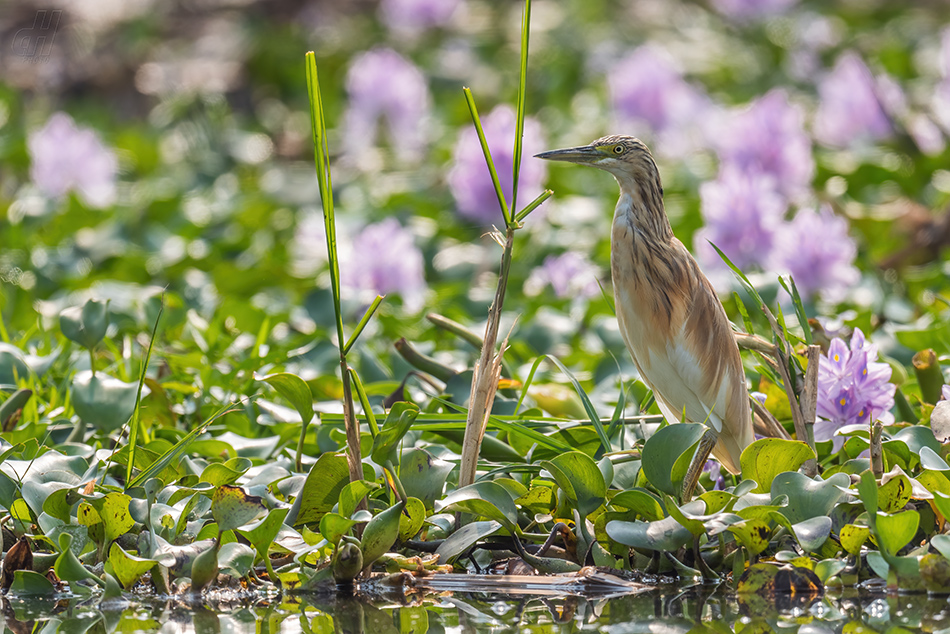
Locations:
611;205;753;473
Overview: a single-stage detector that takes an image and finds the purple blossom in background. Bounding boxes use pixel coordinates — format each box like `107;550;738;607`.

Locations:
526;252;601;299
710;0;798;20
813;52;893;148
772;205;860;303
815;328;895;451
448;105;546;224
702;460;727;490
608;45;712;157
28;112;118;208
343;48;431;163
379;0;459;35
341;218;427;312
694;167;787;281
717;89;814;199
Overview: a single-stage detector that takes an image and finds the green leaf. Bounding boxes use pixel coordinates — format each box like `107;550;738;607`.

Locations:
814;559;848;583
9;570;56;596
605;500;704;551
727;519;772;556
740;439;815;494
71;371;138;433
434;520;503;564
339;480;378;519
398;497;426;542
932;534;950;560
257;372;314;425
642;423;706;496
609;489;665;521
857;470;879;518
59;299;109;350
54;533;105;588
371;402;420;466
200;457;252;487
840;524;871;555
399;449;453;511
360;501;405;568
790;516;832;553
664;495;706;537
771;472;849;524
237;507;290;554
211;485;266;533
107;542;157;589
875;509;920;557
288;452;350;526
319;513;358;547
438;481;519;532
541;451;606;518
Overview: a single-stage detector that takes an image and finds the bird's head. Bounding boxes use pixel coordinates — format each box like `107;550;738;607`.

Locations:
535;135;660;190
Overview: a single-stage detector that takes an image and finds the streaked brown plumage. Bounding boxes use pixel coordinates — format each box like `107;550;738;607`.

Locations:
536;135;753;499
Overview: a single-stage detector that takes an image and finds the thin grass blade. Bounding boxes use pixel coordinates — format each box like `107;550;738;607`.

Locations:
462;88;511;225
778;275;813;346
514;189;552;224
343;295;385;356
510;0;532;214
347;367;379;437
125;297;164;484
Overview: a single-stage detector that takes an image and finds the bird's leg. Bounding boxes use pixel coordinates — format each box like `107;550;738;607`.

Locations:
681;428;719;502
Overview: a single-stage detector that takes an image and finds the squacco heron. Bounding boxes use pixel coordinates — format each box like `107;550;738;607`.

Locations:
536;135;753;501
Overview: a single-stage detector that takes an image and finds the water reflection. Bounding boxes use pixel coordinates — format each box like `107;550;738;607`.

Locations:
4;589;950;633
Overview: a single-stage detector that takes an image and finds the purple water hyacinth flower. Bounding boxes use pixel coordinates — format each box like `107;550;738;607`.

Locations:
717;89;814;199
813;52;893;148
379;0;459;35
694;166;787;281
28;112;118;208
710;0;798;20
772;205;860;303
814;328;895;451
448;104;546;224
607;45;712;157
343;48;431;163
702;460;727;491
526;252;601;300
340;218;427;313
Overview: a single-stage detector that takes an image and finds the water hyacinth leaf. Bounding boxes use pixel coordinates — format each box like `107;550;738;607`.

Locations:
598;456;614;489
727;519;772;556
610;489;665;521
59;299;109;350
642;423;705;496
934;492;950;522
875;510;920;556
698;490;736;515
438;481;519;531
360;501;405;568
605;500;704;551
9;570;56;596
857;470;879;517
95;492;136;544
398;497;426;542
435;520;503;563
814;559;848;583
893;426;942;459
289;452;350;526
24;481;74;521
790;516;832;552
664;495;705;537
200;457;252;487
771;472;849;524
839;524;871;555
920;447;950;472
55;534;104;588
237;507;290;554
516;486;555;514
541;451;606;517
931;534;950;560
0;343;31;387
319;513;358;547
190;541;219;592
217;541;255;578
399;448;453;510
878;467;913;513
740;439;815;494
332;540;363;584
371;402;420;466
71;371;139;433
107;542;156;589
211;485;266;533
339;480;378;519
257;372;314;425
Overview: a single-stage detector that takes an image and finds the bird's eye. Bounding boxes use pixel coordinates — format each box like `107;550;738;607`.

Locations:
613;145;624;155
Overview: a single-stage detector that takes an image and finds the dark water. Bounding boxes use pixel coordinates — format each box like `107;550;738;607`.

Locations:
4;588;950;634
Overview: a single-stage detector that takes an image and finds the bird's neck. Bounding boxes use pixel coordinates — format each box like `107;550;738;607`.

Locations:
612;174;673;243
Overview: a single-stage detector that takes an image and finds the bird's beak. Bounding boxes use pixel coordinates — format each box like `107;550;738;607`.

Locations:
534;145;602;164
